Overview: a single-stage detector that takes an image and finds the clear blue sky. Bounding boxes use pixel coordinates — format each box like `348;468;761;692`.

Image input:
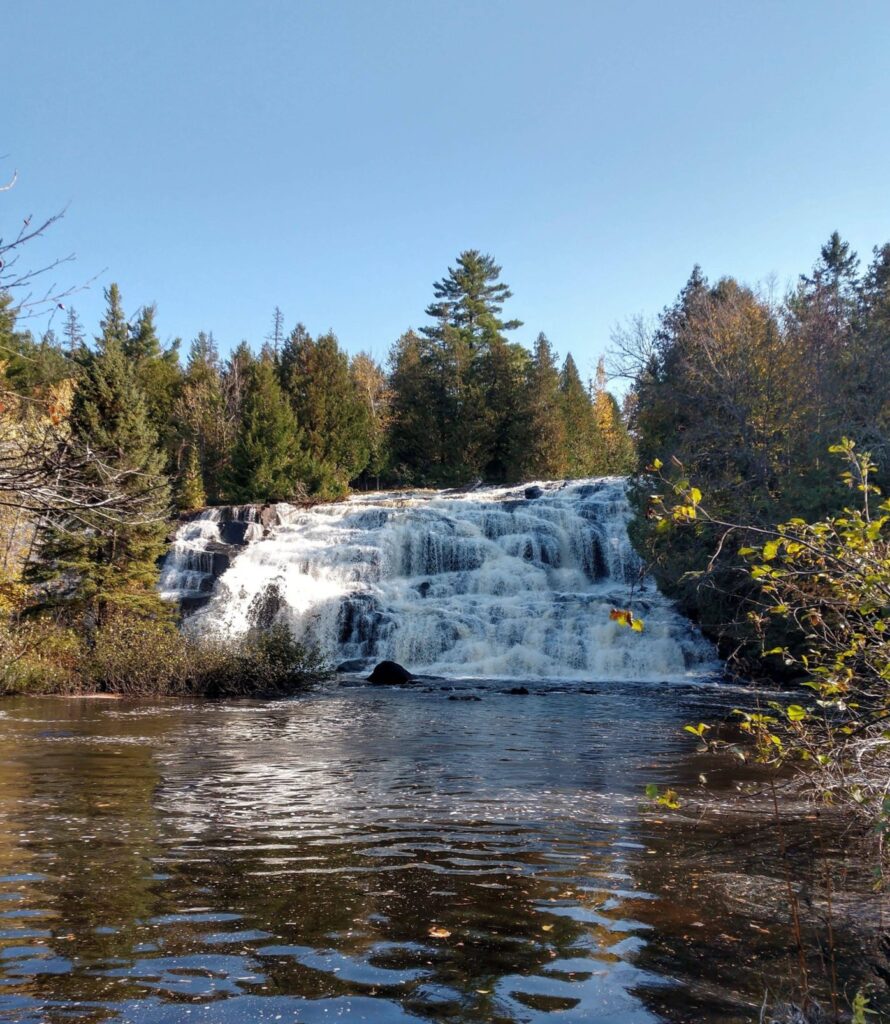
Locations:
6;0;890;376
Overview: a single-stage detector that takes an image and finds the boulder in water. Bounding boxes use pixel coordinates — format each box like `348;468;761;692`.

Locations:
524;486;544;500
506;685;530;695
367;660;414;685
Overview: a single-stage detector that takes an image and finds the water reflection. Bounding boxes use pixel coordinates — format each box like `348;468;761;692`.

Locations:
0;683;877;1023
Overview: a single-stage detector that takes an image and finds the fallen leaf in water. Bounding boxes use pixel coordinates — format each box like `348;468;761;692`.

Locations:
428;927;451;938
541;924;554;931
476;989;490;995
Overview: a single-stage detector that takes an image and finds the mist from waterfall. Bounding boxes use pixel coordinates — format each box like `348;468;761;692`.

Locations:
160;478;718;682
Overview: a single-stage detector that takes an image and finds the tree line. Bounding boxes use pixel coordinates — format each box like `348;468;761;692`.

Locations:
620;231;890;669
1;249;631;629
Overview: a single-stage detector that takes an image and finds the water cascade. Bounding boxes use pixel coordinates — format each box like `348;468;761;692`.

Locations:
160;479;717;681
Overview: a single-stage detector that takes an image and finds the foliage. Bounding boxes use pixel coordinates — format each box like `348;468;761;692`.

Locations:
0;614;328;698
621;239;890;668
278;326;370;495
649;441;890;825
27;286;171;622
177;444;206;512
227;355;310;503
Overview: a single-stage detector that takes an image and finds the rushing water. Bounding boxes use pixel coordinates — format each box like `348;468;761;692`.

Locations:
160;479;717;681
0;684;881;1024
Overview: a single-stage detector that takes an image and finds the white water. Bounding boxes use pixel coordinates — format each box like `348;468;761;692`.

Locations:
160;478;718;681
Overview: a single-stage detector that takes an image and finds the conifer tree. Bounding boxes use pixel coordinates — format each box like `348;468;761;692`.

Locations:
387;330;444;483
559;353;599;477
63;307;86;356
30;290;171;621
176;332;231;502
227;356;308;503
422;250;522;343
523;333;568;479
278;326;370;493
126;303;182;466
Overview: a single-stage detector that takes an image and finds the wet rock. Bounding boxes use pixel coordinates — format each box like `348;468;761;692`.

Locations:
260;505;282;530
524;485;544;500
448;694;481;701
336;659;369;673
367;660;414;685
578;686;600;695
505;686;530;695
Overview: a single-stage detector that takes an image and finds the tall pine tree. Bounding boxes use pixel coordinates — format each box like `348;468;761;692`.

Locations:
30;287;171;622
227;355;309;503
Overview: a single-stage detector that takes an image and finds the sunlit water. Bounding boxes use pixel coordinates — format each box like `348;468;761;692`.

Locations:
0;682;876;1024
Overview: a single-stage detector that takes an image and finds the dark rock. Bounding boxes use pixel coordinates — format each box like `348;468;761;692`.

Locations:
218;520;253;546
448;694;481;701
506;686;530;695
336;658;369;673
367;660;414;685
578;687;600;695
524;485;544;500
416;580;431;598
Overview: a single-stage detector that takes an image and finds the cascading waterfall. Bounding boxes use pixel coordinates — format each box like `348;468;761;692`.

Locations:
160;478;718;681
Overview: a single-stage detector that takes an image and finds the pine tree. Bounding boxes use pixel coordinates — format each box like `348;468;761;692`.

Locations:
422;250;522;343
559;353;599;477
30;292;171;621
278;326;370;493
522;333;568;479
387;330;444;483
63;307;86;356
126;303;183;466
177;445;206;512
227;356;309;503
176;332;231;503
479;332;530;482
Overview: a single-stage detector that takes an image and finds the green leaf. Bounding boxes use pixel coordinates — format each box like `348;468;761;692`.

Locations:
786;705;807;722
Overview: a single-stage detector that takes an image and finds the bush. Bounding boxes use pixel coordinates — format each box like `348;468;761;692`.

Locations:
0;614;328;699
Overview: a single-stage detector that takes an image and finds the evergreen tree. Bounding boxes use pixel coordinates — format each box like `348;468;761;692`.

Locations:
30;292;171;621
177;445;206;512
176;331;231;502
278;326;370;493
227;356;308;503
523;333;568;479
63;307;86;356
559;353;599;477
126;304;183;466
387;330;444;483
422;250;522;343
479;332;530;482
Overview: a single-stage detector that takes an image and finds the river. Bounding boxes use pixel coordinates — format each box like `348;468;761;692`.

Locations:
0;679;881;1023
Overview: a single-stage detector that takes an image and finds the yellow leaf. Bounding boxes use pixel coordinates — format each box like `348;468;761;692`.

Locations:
428;926;451;939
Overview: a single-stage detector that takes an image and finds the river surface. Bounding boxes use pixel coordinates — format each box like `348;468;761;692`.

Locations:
0;681;880;1024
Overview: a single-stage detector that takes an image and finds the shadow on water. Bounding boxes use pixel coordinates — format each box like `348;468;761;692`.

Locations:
0;682;884;1023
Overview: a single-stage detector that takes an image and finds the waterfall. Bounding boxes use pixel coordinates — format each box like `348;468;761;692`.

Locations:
160;479;718;681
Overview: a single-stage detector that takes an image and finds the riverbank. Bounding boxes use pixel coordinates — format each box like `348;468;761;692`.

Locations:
0;616;327;699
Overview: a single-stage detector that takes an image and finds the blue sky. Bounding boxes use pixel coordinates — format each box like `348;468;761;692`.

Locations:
5;1;889;376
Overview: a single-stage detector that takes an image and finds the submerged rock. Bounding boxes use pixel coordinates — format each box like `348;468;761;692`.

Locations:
367;660;414;685
505;686;530;695
336;658;368;673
